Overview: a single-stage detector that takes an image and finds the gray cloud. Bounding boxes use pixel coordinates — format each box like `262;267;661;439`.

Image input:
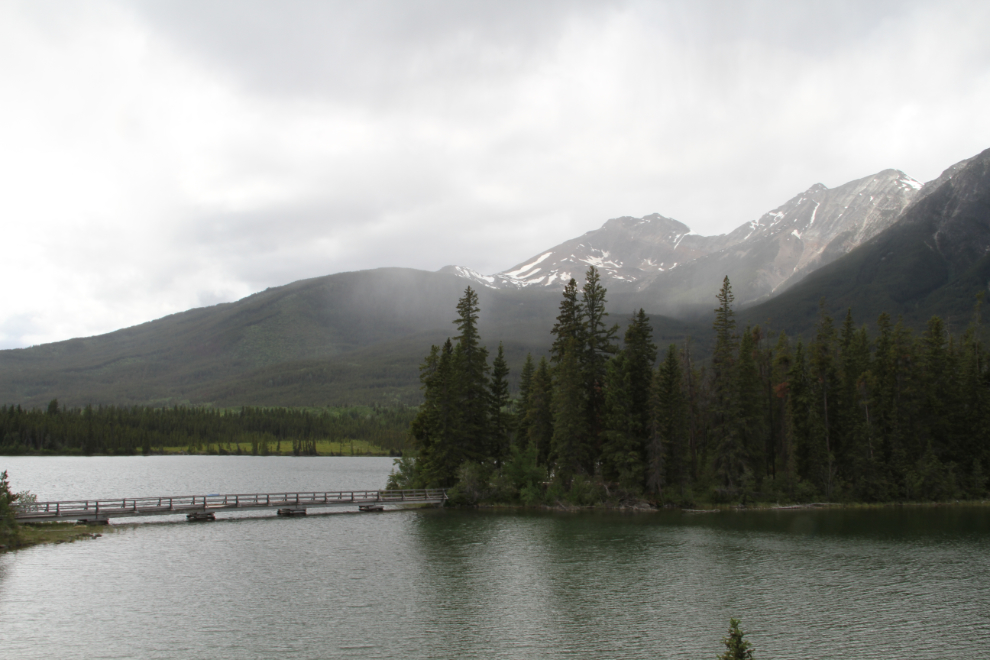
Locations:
2;0;989;348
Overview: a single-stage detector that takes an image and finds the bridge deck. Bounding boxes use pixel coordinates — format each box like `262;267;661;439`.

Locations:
13;489;447;522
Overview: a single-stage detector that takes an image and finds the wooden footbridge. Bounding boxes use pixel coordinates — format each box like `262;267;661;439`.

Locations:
13;489;447;523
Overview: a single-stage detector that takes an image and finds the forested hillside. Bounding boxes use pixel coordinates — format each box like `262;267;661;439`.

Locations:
0;404;415;456
393;268;990;505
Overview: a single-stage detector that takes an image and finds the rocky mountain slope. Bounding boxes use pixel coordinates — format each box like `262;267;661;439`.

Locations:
444;168;922;314
743;147;990;333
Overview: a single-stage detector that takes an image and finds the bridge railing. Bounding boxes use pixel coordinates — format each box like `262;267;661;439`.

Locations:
12;488;447;520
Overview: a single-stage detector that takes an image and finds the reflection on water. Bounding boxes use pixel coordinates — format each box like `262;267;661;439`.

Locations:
0;457;988;659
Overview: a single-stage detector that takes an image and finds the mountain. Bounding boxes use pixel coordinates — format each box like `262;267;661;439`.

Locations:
742;148;990;333
1;149;986;409
445;169;921;316
0;266;694;408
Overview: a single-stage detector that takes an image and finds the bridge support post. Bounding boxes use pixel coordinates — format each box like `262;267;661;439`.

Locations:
276;508;307;517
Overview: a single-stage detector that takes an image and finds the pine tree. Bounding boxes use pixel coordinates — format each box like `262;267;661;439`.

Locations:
551;338;589;485
581;266;619;461
718;618;756;660
711;277;744;494
960;302;990;496
411;340;460;487
808;304;841;498
787;342;813;494
0;470;19;546
550;278;583;366
526;357;554;467
515;353;535;443
623;309;658;436
648;344;688;500
734;326;764;494
771;332;796;493
489;343;511;467
452;287;491;465
601;353;643;492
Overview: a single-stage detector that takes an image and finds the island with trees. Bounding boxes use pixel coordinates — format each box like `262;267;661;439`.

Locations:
390;266;990;507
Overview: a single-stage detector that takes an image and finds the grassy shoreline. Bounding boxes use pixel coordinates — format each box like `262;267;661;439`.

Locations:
1;522;114;553
1;439;398;457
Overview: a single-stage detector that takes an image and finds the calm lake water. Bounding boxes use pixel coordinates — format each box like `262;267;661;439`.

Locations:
1;456;988;659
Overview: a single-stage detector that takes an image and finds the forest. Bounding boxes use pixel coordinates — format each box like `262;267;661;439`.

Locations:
0;404;414;456
390;266;990;506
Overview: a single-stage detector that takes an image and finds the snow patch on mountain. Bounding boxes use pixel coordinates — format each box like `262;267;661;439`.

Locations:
441;169;923;305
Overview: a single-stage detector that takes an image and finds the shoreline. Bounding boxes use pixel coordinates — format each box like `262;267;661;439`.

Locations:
0;522;113;554
473;498;990;513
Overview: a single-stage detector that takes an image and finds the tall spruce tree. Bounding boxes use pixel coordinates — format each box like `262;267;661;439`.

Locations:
734;326;764;493
808;305;841;498
787;341;813;492
581;267;619;463
648;344;688;500
526;357;555;467
624;309;658;436
601;353;643;491
602;310;656;491
515;353;536;444
452;287;491;465
711;276;745;494
771;332;796;492
551;338;589;485
411;340;459;486
489;342;511;467
960;303;990;496
551;278;584;366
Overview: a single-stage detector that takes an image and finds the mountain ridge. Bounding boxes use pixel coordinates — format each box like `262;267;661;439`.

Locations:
443;168;922;317
1;149;987;408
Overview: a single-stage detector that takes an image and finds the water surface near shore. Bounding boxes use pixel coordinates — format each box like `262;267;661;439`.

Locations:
1;456;988;659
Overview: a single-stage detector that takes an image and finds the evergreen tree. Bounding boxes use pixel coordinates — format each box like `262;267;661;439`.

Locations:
711;277;745;495
771;332;796;493
410;341;459;486
601;353;643;492
550;278;583;366
525;357;554;467
718;618;756;660
807;305;841;498
623;309;658;436
648;345;688;500
489;343;511;467
734;327;764;494
959;305;990;496
787;342;814;493
515;353;536;443
452;287;491;465
580;266;619;461
0;470;18;546
551;338;589;485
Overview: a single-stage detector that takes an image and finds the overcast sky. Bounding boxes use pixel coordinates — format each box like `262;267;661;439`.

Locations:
2;0;989;349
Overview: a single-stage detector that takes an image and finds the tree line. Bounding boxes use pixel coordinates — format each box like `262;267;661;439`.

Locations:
0;404;415;455
392;267;990;505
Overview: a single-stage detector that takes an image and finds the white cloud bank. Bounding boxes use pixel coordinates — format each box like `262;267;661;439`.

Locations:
1;0;989;348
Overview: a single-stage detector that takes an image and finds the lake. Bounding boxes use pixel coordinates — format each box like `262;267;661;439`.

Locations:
1;456;988;659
